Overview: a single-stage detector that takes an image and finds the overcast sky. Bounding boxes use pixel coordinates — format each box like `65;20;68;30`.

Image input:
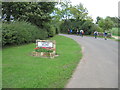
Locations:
69;0;119;22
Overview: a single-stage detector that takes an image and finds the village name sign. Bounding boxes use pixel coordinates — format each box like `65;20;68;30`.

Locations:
32;40;56;58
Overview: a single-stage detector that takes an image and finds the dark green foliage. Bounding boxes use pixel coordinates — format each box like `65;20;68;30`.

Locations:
2;2;56;30
55;28;59;34
43;23;56;37
60;19;95;35
89;24;103;35
81;20;93;34
2;2;57;46
48;25;56;37
96;16;102;24
2;21;48;46
60;19;78;33
105;16;120;28
98;18;114;31
57;2;95;35
60;20;70;33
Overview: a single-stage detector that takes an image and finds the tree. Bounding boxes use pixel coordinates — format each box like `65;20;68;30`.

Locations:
57;2;93;33
105;16;119;28
96;16;102;24
74;3;88;21
81;19;93;34
2;2;56;28
98;17;114;31
90;24;103;33
59;0;71;20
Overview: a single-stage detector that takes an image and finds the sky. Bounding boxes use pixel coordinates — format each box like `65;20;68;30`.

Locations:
69;0;119;22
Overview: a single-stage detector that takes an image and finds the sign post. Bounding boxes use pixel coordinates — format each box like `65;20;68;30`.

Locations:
33;40;56;58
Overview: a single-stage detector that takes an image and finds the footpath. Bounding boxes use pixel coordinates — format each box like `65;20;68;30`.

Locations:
60;34;118;88
112;35;120;40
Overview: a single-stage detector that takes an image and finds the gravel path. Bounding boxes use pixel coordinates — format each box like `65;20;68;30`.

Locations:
60;34;118;88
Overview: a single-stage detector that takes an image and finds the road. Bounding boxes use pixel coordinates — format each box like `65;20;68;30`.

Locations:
60;34;118;88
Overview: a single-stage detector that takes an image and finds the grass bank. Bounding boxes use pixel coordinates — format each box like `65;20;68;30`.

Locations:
2;35;82;88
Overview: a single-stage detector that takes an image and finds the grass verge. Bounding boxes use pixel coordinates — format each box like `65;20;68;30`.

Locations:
2;35;82;88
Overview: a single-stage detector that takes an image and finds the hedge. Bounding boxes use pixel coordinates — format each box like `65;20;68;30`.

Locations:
2;21;48;46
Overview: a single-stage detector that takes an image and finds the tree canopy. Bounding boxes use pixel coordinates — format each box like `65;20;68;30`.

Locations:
2;2;56;28
98;17;114;31
2;1;118;36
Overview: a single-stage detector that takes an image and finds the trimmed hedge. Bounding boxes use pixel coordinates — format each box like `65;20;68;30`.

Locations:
2;21;48;46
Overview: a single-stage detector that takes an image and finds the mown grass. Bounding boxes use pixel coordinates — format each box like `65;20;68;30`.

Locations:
2;35;82;88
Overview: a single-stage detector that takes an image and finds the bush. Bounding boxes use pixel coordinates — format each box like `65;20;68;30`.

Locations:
111;28;120;36
55;28;59;34
2;21;48;46
90;24;103;35
48;25;56;37
43;23;56;37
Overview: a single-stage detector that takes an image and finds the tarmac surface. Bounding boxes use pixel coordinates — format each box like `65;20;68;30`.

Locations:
60;34;118;88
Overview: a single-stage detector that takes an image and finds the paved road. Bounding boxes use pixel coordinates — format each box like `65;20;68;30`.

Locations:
60;34;118;88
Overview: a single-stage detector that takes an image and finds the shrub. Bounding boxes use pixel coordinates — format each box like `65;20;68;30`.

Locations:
48;25;56;37
55;28;59;34
43;23;56;37
2;21;48;46
111;28;120;36
90;24;103;35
